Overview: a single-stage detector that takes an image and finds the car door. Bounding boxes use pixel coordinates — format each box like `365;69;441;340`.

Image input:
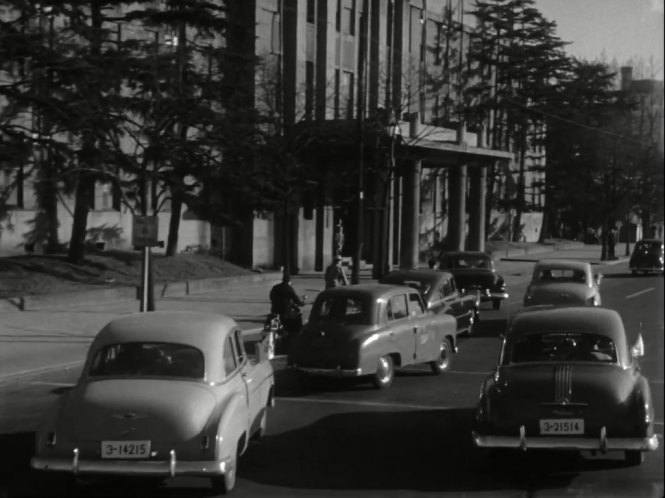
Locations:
444;277;471;330
386;292;416;364
407;291;436;362
235;329;263;426
222;332;250;429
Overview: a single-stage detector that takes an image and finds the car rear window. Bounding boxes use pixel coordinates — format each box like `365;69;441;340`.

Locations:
89;342;205;379
507;332;617;364
635;241;663;254
446;256;491;269
534;268;586;284
312;296;369;325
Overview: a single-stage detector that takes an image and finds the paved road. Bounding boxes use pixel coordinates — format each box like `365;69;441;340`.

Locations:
1;245;663;497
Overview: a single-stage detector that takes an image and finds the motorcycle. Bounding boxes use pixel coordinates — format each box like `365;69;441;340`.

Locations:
262;295;307;358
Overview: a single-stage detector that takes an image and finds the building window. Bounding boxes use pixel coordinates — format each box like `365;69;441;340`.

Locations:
305;61;314;120
341;71;354;119
334;69;341;118
336;0;341;32
307;0;315;24
342;0;355;36
271;10;281;54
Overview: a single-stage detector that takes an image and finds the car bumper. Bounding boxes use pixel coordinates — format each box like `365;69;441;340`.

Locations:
472;427;659;452
294;365;362;377
480;291;508;302
631;266;664;273
31;450;232;478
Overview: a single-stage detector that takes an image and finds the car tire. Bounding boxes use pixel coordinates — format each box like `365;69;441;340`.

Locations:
430;337;452;374
211;446;238;494
372;355;394;389
624;450;644;466
492;299;501;310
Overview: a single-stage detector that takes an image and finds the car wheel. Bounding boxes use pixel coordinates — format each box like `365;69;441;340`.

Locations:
211;446;238;494
624;450;644;466
492;299;501;310
372;355;394;389
430;338;452;374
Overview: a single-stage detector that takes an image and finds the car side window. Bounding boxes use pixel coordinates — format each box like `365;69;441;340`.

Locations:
223;335;237;376
407;292;425;316
387;294;408;320
233;329;246;365
441;279;453;297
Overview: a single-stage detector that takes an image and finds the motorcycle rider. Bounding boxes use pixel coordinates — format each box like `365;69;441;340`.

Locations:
269;272;306;335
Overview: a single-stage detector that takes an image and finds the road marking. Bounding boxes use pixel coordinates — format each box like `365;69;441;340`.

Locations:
277;396;444;411
0;360;85;383
626;288;654;299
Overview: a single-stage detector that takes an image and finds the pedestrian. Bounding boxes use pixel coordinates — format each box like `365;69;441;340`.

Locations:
269;273;306;333
324;255;349;289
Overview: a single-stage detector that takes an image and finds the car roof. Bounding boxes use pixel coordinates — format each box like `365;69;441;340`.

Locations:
534;259;591;271
381;269;453;283
508;307;628;363
318;282;418;300
91;311;237;352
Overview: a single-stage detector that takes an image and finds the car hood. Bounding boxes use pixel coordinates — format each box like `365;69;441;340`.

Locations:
525;283;592;305
58;379;216;441
495;364;633;406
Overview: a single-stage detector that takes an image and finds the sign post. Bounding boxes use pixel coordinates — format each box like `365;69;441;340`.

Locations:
132;216;159;312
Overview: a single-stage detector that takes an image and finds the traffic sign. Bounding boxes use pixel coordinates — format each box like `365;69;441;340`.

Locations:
132;215;159;247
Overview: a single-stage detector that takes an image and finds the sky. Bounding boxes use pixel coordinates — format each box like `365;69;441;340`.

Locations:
533;0;664;79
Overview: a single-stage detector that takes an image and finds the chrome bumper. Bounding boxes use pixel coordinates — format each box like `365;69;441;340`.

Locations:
31;449;231;477
480;292;508;301
295;366;362;377
472;426;660;452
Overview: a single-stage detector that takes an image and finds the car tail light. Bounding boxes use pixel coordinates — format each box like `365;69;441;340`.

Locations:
46;431;57;448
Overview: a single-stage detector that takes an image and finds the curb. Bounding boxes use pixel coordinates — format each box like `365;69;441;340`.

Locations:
0;271;284;312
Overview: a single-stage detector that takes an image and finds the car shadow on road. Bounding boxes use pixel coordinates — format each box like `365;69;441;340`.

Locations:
468;317;507;338
240;407;623;493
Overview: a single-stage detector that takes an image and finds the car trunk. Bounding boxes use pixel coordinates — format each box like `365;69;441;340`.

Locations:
292;322;378;369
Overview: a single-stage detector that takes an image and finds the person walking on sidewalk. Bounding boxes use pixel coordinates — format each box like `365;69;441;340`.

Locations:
325;255;349;289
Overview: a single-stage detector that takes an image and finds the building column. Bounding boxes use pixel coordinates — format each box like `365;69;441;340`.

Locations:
468;163;487;252
399;158;421;269
447;164;467;251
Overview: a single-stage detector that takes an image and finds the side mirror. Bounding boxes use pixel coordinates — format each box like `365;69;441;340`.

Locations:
630;334;644;358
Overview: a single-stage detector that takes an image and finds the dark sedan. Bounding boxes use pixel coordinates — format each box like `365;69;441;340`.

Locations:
629;239;664;275
438;251;508;309
472;306;658;466
380;269;479;334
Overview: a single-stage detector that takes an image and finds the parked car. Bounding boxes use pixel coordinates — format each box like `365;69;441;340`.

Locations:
523;259;602;307
472;306;658;466
287;283;458;389
380;269;479;334
31;311;275;494
629;239;664;275
438;251;508;309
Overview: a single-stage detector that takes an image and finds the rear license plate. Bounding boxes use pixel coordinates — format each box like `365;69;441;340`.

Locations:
539;419;584;435
101;440;151;459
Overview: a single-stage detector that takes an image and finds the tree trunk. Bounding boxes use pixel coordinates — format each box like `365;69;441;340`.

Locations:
67;171;95;264
165;182;183;256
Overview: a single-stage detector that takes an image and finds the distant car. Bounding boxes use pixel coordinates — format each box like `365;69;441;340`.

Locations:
629;239;664;275
31;311;275;494
472;306;658;465
380;269;479;334
438;251;508;310
523;259;602;307
287;283;458;389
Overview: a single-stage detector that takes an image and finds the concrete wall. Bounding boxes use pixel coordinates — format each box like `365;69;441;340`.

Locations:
0;207;211;256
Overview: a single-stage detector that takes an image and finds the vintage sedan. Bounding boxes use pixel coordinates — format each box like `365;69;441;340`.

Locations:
380;269;480;334
438;251;508;309
629;239;664;275
523;259;602;307
31;311;275;494
287;283;458;389
472;306;658;465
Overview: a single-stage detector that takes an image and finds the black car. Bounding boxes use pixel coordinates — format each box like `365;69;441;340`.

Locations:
438;251;508;310
629;239;664;275
380;269;480;334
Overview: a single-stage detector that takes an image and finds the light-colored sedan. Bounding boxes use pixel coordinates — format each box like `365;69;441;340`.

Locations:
523;259;602;307
31;311;275;494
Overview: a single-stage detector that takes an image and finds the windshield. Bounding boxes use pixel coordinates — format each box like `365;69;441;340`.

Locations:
506;332;617;364
447;255;492;269
89;342;205;379
312;295;370;325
